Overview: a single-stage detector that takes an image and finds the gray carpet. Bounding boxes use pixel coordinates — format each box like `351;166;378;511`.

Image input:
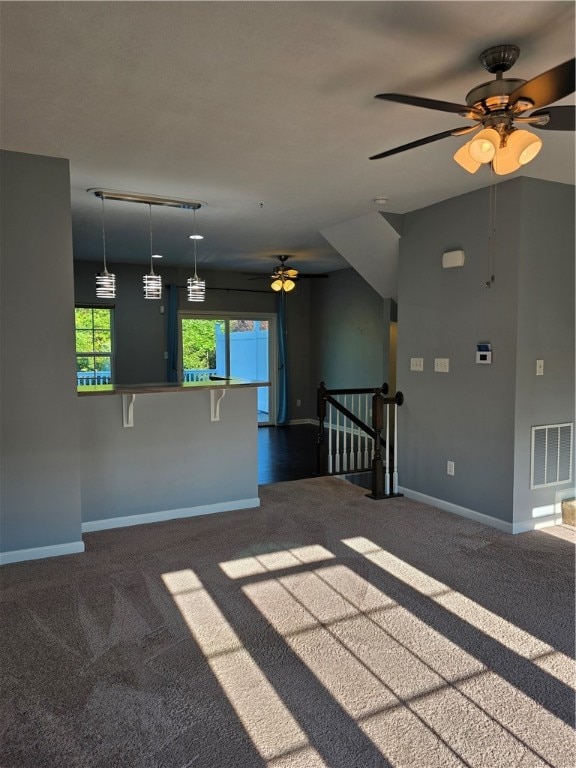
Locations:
1;476;574;768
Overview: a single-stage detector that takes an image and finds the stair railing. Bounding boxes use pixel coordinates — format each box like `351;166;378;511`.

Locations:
317;381;404;500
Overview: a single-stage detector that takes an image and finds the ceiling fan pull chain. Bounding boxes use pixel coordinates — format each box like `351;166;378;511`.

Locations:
486;168;497;289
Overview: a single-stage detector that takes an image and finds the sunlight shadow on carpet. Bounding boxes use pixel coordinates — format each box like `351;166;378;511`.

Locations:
341;536;573;682
161;569;328;768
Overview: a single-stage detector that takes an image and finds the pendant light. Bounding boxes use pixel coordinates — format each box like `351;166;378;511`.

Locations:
143;204;162;300
95;195;116;299
187;204;206;302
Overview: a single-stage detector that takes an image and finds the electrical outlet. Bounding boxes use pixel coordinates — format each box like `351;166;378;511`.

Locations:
447;460;455;476
410;357;424;371
435;358;450;373
296;399;301;407
536;359;544;376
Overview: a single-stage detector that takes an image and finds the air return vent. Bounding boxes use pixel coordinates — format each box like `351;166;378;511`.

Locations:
530;423;573;489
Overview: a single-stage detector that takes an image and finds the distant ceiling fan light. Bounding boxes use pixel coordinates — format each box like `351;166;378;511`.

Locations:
271;279;283;292
453;143;481;174
508;129;543;165
283;279;296;292
468;128;500;164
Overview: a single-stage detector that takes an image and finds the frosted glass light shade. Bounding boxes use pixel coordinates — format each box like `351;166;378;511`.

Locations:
96;269;116;299
468;128;499;164
271;277;296;292
507;129;542;165
187;275;206;302
143;271;162;299
492;143;521;175
453;143;481;173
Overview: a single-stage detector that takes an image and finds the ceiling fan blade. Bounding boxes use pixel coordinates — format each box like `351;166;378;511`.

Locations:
508;58;575;110
530;105;575;131
375;93;474;115
369;128;462;160
296;273;329;279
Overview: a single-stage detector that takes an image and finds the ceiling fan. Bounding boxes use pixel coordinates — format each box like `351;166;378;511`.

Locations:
246;255;329;293
370;44;575;175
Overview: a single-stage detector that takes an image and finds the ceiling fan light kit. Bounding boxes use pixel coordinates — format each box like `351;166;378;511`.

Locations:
455;126;543;175
371;44;574;178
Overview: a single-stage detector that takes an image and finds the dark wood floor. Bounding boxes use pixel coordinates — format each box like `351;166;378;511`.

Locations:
257;424;319;485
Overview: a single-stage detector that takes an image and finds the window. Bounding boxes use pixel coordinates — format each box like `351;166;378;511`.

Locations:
75;306;114;385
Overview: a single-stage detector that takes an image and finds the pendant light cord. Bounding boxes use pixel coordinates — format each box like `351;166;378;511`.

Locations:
148;204;155;274
101;196;108;273
193;207;199;279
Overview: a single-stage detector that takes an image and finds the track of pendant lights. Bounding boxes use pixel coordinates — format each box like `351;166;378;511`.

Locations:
91;189;206;302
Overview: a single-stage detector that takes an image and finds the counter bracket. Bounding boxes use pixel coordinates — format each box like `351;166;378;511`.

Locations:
210;389;226;421
122;394;136;428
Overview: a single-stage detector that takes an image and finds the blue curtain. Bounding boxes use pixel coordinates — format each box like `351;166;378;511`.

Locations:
276;293;289;424
167;283;179;382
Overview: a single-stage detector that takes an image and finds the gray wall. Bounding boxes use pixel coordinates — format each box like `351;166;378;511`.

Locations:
0;151;83;555
311;267;395;391
74;262;316;420
396;178;574;526
513;179;575;521
79;388;258;523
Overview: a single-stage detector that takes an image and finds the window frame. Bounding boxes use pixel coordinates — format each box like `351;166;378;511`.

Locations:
74;304;116;384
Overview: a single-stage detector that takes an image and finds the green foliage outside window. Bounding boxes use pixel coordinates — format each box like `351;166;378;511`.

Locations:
75;307;113;379
181;319;221;370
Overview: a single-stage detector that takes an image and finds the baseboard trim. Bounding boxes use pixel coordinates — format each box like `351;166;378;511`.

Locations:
511;513;563;534
0;540;85;566
82;497;261;533
399;487;514;534
287;418;316;426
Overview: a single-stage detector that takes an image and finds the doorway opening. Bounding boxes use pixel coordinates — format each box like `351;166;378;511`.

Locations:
179;311;276;425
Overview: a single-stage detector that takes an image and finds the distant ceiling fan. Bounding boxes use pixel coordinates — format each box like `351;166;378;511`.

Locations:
246;255;329;293
370;45;575;175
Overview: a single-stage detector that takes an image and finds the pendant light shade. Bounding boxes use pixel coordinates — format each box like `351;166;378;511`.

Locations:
507;129;543;165
187;275;206;302
187;205;205;302
143;204;162;300
96;269;116;299
468;128;500;164
491;141;522;176
453;143;481;174
96;195;116;299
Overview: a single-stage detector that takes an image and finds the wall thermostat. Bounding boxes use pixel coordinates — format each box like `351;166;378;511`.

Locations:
476;342;492;364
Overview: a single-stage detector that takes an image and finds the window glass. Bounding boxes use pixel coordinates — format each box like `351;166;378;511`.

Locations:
75;306;114;385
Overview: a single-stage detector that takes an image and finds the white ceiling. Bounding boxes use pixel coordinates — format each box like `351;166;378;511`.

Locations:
1;1;574;275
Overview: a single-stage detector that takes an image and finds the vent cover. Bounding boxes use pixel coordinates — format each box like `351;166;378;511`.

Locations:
530;423;573;489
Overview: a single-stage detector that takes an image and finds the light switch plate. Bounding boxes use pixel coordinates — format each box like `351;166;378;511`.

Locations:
410;357;424;371
434;358;449;373
536;359;544;376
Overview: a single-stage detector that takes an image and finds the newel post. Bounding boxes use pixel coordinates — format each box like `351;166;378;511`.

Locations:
316;381;328;475
368;387;385;499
